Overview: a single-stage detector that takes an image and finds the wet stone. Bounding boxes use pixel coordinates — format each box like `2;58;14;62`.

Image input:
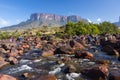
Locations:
109;69;120;80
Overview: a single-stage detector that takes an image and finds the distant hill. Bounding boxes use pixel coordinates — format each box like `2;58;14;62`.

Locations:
114;22;120;27
1;13;88;30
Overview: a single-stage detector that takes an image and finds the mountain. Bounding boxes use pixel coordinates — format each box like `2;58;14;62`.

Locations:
114;16;120;27
1;13;88;30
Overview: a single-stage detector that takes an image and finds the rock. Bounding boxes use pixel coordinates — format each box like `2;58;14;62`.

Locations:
66;72;81;80
0;61;9;69
54;45;74;54
0;56;5;61
49;67;61;75
8;57;18;65
82;65;109;80
42;50;54;57
75;50;94;59
61;56;71;62
109;71;120;80
102;45;119;56
67;64;77;73
22;43;30;49
36;74;57;80
0;74;17;80
69;40;85;50
22;72;34;79
96;60;110;65
56;60;63;65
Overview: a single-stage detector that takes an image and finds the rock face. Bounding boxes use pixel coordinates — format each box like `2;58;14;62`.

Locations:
30;13;67;23
29;13;88;27
2;13;88;30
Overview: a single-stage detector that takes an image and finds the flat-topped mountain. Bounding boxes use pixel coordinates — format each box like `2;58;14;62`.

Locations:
1;13;88;30
114;16;120;28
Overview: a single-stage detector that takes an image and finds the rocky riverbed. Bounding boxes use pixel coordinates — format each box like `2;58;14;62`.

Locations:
0;35;120;80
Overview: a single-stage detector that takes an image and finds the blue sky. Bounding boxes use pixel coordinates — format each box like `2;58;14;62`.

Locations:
0;0;120;27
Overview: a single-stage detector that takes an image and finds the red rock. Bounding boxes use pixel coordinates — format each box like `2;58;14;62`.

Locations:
69;40;85;50
36;74;57;80
0;61;9;69
22;73;33;79
75;50;94;59
82;65;108;80
0;74;17;80
8;57;18;65
22;44;30;49
42;50;54;57
54;45;74;54
0;56;5;61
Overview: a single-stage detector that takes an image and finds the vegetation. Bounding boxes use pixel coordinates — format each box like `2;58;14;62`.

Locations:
0;21;119;39
64;21;119;35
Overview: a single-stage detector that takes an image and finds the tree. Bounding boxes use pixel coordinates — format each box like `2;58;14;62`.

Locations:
98;21;118;34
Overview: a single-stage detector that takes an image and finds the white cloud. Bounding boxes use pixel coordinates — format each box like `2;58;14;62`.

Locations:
97;18;102;22
0;18;9;27
87;18;92;23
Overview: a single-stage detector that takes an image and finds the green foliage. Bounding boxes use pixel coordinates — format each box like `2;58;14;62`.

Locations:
65;21;100;35
98;21;118;34
64;21;119;35
36;31;41;36
0;32;11;39
11;30;21;38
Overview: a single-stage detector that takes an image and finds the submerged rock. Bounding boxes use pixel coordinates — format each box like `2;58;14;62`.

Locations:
102;45;119;56
36;74;57;80
109;70;120;80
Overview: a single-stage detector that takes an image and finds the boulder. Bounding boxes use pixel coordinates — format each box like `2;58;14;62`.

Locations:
102;45;119;56
0;56;5;61
36;74;57;80
8;57;18;65
0;74;17;80
67;64;77;73
42;50;54;57
0;61;9;69
54;45;74;54
109;71;120;80
75;50;94;59
69;40;85;50
22;72;34;79
82;65;109;80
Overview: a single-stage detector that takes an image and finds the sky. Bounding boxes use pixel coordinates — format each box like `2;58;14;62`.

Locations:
0;0;120;27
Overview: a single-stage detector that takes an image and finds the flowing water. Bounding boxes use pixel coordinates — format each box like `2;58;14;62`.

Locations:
0;47;120;80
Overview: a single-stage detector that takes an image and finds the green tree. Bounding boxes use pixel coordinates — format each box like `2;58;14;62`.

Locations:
98;21;118;34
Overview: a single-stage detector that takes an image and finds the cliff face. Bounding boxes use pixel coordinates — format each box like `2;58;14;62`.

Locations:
1;13;88;30
30;13;67;22
29;13;86;23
